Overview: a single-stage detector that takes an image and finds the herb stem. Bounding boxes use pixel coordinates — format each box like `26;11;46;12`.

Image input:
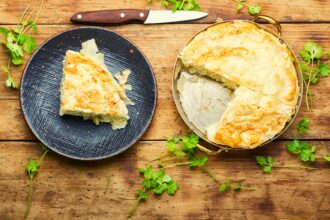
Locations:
38;149;48;165
201;167;219;183
240;186;256;191
16;4;30;30
118;196;137;200
162;162;191;169
103;176;111;195
24;176;33;219
305;58;314;111
273;164;317;170
128;199;140;218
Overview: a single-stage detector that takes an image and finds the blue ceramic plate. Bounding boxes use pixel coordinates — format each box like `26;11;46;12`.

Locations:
20;27;157;160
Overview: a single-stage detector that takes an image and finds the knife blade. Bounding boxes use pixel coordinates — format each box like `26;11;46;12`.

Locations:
70;9;208;25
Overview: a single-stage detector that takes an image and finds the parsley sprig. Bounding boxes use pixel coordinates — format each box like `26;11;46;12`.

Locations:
147;0;201;12
299;41;330;111
286;140;330;163
236;0;262;15
256;155;316;173
24;143;48;219
219;178;255;192
127;165;178;218
0;1;43;89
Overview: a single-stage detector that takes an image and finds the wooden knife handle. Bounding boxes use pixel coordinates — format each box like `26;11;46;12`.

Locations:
70;9;150;25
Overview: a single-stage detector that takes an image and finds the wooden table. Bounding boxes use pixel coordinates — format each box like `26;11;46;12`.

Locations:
1;0;329;219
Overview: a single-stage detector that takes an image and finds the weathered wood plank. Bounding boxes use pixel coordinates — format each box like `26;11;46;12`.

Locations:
0;141;329;219
0;24;329;140
0;0;330;24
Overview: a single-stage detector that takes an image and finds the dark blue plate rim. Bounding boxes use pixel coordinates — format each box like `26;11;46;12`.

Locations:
20;26;158;161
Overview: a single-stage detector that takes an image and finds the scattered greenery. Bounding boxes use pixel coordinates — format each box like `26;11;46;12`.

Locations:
286;140;330;163
0;1;43;89
296;117;310;134
219;178;255;192
299;41;330;110
125;133;255;217
236;0;262;15
24;144;48;219
147;0;200;12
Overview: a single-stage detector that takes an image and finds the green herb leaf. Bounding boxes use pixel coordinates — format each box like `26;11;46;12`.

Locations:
300;50;312;62
318;63;330;77
248;4;262;15
296;117;309;134
256;156;267;166
26;159;39;177
0;27;9;37
189;155;208;168
136;189;148;201
303;41;323;60
219;183;229;192
233;184;242;191
263;166;272;173
286;139;309;154
324;156;330;162
237;2;244;12
167;180;178;195
22;36;36;54
6;75;19;89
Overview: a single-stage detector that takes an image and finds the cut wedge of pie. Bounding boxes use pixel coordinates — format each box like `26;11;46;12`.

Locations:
60;39;131;129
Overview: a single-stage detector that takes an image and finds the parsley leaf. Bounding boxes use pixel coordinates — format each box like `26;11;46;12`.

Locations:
6;75;19;89
189;155;208;168
303;41;323;60
318;64;330;77
248;4;262;15
256;156;273;173
296;117;309;134
0;27;9;37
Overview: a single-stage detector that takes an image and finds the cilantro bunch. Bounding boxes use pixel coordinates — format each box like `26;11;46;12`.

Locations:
236;0;262;15
0;1;43;89
287;139;330;163
147;0;201;12
127;165;178;218
299;41;330;110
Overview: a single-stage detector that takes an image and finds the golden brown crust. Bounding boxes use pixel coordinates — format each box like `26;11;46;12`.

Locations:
60;50;127;118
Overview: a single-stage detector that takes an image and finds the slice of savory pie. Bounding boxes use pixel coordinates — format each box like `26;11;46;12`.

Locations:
206;86;293;149
180;20;299;107
60;39;130;129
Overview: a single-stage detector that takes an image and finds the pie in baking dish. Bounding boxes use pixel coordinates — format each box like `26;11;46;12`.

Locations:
60;39;132;129
178;20;299;148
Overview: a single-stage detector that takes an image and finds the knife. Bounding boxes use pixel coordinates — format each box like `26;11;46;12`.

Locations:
70;9;208;25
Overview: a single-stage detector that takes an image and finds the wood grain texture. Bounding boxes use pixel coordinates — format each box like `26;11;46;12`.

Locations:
0;141;329;219
0;24;329;140
0;0;330;24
